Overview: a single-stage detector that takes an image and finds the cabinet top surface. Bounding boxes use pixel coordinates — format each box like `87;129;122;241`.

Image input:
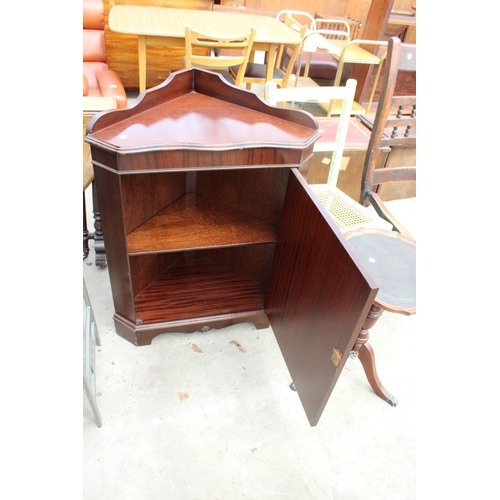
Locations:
86;69;320;155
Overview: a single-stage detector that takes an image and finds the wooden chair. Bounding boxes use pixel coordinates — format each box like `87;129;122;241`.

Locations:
293;27;351;87
358;37;416;238
264;78;357;187
265;78;393;234
283;12;362;85
231;12;307;91
333;39;389;114
305;37;415;237
276;9;316;30
184;25;256;87
275;10;316;75
314;12;363;40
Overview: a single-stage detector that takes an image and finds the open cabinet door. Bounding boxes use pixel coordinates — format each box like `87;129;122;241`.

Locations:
266;169;379;426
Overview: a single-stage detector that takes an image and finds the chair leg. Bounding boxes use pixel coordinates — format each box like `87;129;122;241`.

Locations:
84;375;102;428
83;280;102;427
91;182;107;268
351;303;398;406
83;184;107;267
83;192;90;259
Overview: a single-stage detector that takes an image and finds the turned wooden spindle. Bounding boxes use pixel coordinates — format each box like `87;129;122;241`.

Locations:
351;303;398;407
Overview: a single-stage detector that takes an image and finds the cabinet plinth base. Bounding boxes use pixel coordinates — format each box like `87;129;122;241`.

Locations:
114;311;270;346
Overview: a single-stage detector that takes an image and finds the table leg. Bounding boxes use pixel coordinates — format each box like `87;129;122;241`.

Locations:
138;35;147;93
351;303;398;406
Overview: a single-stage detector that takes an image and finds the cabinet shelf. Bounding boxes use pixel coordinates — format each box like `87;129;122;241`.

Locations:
127;193;278;255
133;253;266;325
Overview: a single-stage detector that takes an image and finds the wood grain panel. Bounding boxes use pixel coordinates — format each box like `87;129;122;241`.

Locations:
129;252;182;297
93;165;136;321
133;252;266;324
266;169;378;426
196;167;289;225
121;171;186;234
203;243;276;287
127;192;278;254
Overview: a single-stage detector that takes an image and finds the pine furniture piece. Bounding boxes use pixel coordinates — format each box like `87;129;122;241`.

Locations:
183;25;256;87
108;4;302;92
232;9;312;92
85;68;379;426
230;12;306;92
283;13;354;90
103;0;216;89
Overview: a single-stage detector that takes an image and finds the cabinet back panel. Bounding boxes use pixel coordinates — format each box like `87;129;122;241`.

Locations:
196;168;289;226
130;252;183;298
121;171;186;234
202;243;276;288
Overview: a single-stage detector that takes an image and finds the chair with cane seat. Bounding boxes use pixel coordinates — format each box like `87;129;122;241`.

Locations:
265;77;393;234
309;37;416;238
265;78;358;190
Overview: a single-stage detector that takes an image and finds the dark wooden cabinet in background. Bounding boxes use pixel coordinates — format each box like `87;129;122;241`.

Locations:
86;68;378;426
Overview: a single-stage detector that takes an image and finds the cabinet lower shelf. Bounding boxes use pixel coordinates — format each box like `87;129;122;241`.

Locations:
133;253;267;325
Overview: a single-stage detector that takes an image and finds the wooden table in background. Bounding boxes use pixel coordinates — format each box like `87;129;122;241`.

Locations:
109;5;301;92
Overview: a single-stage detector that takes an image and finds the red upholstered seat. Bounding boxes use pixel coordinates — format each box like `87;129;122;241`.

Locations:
83;0;127;108
284;47;353;83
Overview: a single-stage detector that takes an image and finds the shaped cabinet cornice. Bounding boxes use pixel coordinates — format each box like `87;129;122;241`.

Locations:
86;68;378;426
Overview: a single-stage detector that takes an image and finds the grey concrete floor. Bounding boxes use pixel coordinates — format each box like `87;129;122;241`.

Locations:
83;183;417;499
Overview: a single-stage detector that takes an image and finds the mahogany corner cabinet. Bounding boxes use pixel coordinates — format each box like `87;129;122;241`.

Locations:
86;68;378;426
